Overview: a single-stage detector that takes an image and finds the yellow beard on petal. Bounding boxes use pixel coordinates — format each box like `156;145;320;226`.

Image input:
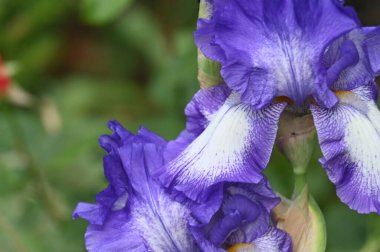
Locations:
335;90;352;98
228;243;255;252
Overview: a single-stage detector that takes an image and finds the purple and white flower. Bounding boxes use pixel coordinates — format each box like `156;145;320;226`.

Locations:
161;0;380;214
73;121;289;251
73;121;199;252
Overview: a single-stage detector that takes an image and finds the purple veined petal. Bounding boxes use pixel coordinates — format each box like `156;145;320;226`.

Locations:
104;120;134;148
195;0;359;108
220;61;277;109
80;121;133;221
194;18;226;63
208;209;243;246
225;203;269;247
72;203;107;226
116;143;198;252
323;29;374;91
160;92;286;202
74;121;199;252
364;26;380;75
224;182;281;246
311;83;380;214
84;210;148;252
208;195;264;246
185;85;231;134
129;190;198;252
225;181;280;215
250;227;293;252
135;126;167;146
189;180;284;251
190;179;280;232
313;74;339;109
165;85;231;162
189;217;224;252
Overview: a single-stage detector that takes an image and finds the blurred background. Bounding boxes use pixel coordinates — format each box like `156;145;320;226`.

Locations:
0;0;379;251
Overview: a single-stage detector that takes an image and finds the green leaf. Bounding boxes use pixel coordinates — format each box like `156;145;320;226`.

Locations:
81;0;133;25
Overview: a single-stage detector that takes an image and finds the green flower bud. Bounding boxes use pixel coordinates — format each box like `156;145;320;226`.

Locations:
276;111;316;175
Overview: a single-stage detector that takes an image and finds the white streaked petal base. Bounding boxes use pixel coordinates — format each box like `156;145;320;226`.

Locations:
161;93;286;201
311;86;380;213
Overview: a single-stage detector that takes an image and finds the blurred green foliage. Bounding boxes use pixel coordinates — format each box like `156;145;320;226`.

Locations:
0;0;379;252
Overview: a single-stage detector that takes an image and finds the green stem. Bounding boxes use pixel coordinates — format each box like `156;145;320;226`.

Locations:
0;209;28;252
293;172;307;198
3;103;67;221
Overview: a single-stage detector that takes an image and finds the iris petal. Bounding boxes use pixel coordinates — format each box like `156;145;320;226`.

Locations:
311;84;380;214
73;122;198;252
323;29;374;91
165;85;231;162
195;0;359;108
365;26;380;75
189;180;289;252
252;227;293;252
85;211;147;252
161;91;286;202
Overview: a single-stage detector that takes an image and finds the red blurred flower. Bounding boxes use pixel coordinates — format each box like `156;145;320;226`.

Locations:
0;58;10;94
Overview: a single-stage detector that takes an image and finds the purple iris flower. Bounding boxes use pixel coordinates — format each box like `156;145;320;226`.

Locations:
189;180;292;252
161;0;380;214
73;121;290;251
72;121;199;252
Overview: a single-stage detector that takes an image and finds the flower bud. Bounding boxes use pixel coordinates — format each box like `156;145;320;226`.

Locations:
276;110;316;175
274;187;326;252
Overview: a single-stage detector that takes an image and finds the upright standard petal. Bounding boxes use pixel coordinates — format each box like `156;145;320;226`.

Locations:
311;84;380;214
73;121;198;252
161;90;286;202
195;0;359;108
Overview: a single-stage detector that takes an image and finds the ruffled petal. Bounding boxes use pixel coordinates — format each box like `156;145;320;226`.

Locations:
74;121;198;252
74;121;133;226
195;0;359;107
323;29;374;91
129;190;198;252
72;203;107;225
251;227;293;252
85;211;147;252
194;18;226;63
221;61;276;109
161;93;286;201
189;180;282;251
365;26;380;75
311;84;380;213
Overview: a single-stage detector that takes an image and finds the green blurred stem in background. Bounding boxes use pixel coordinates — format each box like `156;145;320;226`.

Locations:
3;102;67;222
